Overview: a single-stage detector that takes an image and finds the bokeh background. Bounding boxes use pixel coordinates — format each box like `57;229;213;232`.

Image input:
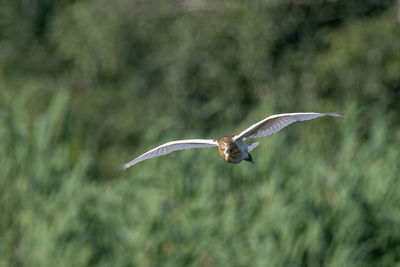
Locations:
1;0;400;266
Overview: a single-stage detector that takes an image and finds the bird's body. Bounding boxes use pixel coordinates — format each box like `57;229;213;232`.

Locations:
122;112;341;169
217;136;253;164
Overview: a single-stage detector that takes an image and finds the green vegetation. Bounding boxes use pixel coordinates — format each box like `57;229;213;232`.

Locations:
1;1;399;266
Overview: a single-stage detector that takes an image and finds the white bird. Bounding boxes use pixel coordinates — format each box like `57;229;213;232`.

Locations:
122;112;341;169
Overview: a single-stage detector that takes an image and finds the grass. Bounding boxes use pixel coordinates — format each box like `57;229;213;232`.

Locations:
1;90;399;266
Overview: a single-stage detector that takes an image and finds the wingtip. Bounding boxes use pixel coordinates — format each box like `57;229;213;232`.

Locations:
120;163;129;171
328;111;344;117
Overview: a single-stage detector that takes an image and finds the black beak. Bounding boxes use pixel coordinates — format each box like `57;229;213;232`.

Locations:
245;153;253;164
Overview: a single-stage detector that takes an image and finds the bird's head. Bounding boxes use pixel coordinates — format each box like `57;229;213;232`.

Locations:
220;137;233;152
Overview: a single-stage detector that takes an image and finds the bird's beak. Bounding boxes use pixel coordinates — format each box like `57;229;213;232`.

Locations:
245;153;253;164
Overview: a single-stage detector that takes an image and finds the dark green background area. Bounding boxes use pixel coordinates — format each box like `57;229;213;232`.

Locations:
1;1;399;266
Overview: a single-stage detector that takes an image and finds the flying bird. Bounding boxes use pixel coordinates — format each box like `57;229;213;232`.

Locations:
122;112;341;169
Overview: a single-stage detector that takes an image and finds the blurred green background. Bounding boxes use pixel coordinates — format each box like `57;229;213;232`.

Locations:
1;0;400;266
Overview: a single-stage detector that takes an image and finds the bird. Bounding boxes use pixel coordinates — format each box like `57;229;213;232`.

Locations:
121;112;341;169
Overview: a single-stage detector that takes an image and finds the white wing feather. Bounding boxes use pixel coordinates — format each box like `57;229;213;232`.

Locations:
121;139;217;169
236;112;341;140
247;142;260;152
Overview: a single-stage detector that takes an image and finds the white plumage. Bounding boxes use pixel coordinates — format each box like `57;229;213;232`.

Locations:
235;112;342;140
121;139;217;170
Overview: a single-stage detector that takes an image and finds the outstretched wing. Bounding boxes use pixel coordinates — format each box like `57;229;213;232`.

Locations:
121;139;218;169
235;112;342;140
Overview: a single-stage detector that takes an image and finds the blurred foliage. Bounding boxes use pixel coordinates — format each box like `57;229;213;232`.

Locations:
0;0;400;266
